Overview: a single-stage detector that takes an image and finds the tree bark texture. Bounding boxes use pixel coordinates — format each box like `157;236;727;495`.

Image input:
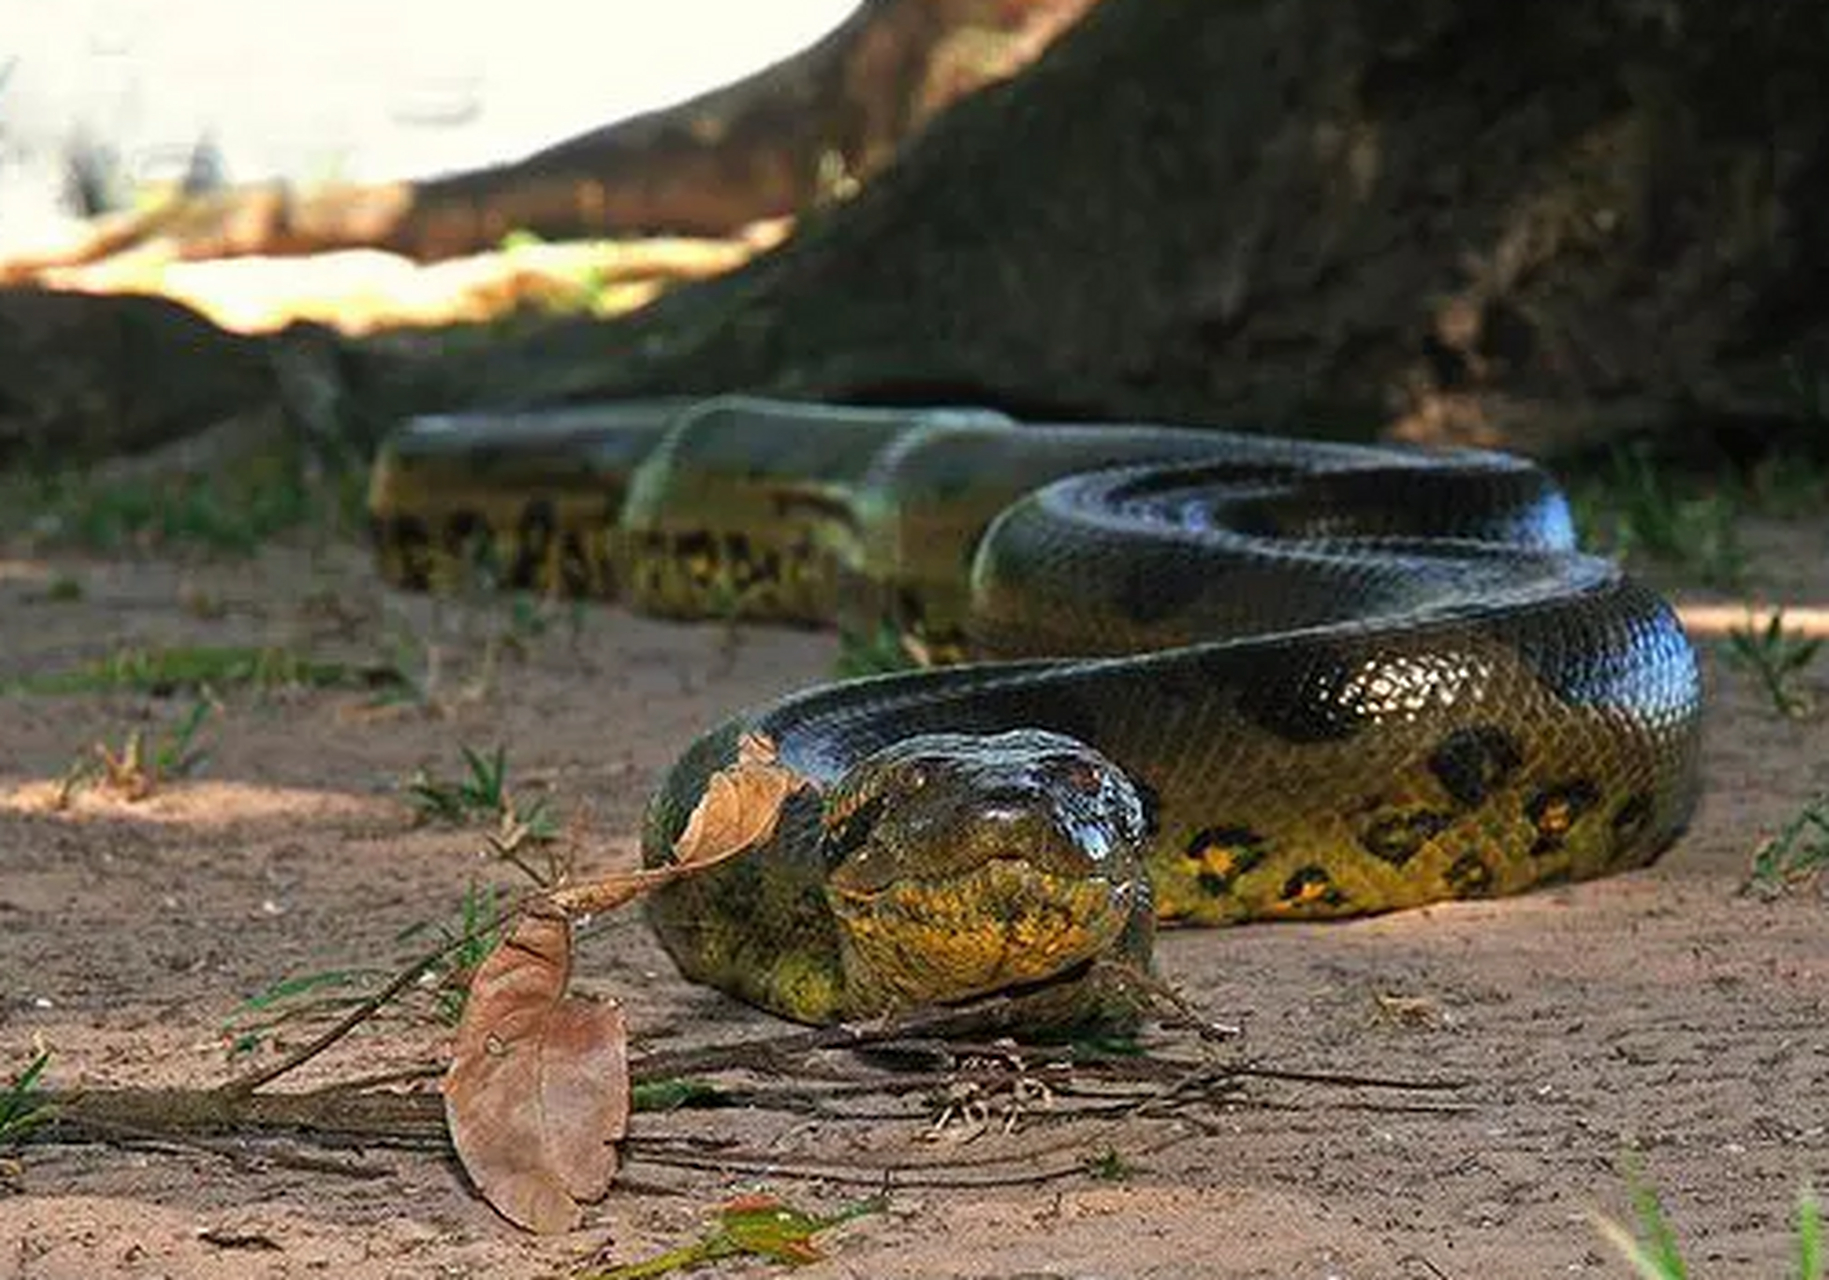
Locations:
0;0;1096;272
420;0;1829;459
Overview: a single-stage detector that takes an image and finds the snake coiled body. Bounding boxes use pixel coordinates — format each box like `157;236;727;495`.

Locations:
369;396;1703;1027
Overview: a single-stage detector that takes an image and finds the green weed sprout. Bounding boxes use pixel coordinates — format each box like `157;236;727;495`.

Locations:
0;1051;52;1145
1596;1174;1821;1279
1726;611;1822;719
1745;794;1829;898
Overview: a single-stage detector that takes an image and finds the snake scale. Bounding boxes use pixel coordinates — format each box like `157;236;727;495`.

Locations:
369;396;1702;1030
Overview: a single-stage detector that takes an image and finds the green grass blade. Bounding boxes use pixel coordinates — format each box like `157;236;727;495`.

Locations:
1800;1186;1822;1280
234;968;379;1013
1629;1176;1688;1279
0;1050;54;1142
1593;1212;1681;1280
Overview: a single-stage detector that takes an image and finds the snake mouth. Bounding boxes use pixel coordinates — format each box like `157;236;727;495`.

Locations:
817;728;1151;1010
827;856;1140;1009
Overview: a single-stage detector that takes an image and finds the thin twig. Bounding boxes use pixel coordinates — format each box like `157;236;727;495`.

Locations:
628;989;1140;1080
72;1116;398;1181
40;1085;449;1150
623;1124;1197;1189
312;1063;446;1093
1227;1063;1470;1091
218;930;474;1097
1120;964;1244;1042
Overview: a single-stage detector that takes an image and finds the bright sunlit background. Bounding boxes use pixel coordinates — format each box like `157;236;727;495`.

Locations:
0;0;855;246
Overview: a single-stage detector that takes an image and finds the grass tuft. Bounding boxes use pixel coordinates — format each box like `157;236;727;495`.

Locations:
1725;612;1822;719
1595;1176;1822;1280
1571;443;1747;589
0;1051;53;1146
406;744;557;844
1744;793;1829;899
1594;1169;1690;1279
408;744;508;820
396;881;507;1023
11;644;379;697
1;437;369;558
56;699;213;806
1084;1147;1136;1181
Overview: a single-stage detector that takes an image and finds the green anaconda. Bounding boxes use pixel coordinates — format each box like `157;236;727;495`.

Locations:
369;395;1703;1028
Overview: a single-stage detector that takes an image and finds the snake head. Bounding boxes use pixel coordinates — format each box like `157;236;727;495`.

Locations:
820;729;1152;1015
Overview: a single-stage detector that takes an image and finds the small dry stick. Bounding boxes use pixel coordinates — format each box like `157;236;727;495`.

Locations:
218;926;481;1097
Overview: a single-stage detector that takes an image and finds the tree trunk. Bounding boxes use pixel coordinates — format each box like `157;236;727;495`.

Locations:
389;0;1829;460
8;1;1828;467
0;0;1097;272
395;0;1098;253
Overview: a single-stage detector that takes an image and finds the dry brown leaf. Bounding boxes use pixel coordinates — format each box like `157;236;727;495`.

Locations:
671;731;809;866
444;906;629;1233
545;862;700;916
543;733;811;918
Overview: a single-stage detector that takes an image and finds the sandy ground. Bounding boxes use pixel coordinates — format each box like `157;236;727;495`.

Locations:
0;515;1825;1280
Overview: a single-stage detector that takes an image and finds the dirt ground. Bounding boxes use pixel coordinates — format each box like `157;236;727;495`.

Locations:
0;512;1824;1280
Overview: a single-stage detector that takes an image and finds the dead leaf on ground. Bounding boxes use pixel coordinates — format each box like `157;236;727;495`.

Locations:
671;731;809;866
546;731;811;917
445;906;629;1233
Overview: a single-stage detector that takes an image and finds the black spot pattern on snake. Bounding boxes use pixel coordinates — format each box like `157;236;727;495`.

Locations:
1184;825;1268;896
443;510;484;551
510;498;556;589
1446;850;1494;897
632;533;668;596
674;531;719;584
718;531;774;591
383;515;433;589
1427;725;1524;809
559;530;593;595
914;627;970;665
887;587;969;663
1526;779;1602;856
1280;865;1346;910
785;545;825;597
1360;809;1454;866
444;511;500;583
